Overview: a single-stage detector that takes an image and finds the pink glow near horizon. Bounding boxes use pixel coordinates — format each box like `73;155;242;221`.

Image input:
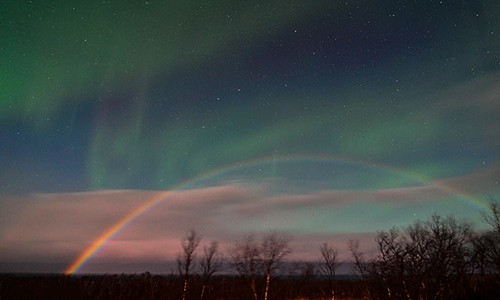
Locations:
0;166;497;274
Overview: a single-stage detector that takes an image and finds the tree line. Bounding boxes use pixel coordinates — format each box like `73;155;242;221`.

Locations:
2;201;500;299
175;200;500;300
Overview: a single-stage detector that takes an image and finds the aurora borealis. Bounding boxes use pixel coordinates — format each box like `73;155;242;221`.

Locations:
1;1;499;273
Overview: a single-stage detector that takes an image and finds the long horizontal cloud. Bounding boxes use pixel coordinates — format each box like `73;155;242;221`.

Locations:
0;166;498;273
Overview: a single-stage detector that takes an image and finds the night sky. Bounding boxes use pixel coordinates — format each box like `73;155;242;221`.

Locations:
1;0;499;273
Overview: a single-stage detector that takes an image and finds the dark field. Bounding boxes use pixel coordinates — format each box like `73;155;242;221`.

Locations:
2;273;500;300
0;273;365;300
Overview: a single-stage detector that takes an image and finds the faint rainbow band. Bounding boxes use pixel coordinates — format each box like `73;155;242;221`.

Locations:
64;154;487;274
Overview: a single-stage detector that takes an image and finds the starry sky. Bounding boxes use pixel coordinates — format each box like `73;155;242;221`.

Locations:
1;0;499;273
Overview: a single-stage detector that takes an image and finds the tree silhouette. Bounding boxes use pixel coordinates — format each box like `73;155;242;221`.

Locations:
177;229;201;300
318;242;341;300
260;232;291;300
199;240;223;300
229;234;260;300
472;198;500;292
351;215;473;299
228;232;291;300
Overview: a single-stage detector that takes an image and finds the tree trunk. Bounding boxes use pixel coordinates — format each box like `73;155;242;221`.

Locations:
182;278;188;300
200;284;206;300
251;277;258;300
264;272;271;300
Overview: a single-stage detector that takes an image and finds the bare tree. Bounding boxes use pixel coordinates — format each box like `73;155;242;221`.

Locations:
199;240;223;300
229;234;261;300
177;229;201;300
352;215;473;300
482;199;500;234
260;232;291;300
318;242;340;300
348;239;371;299
229;232;291;300
371;228;406;299
348;239;367;278
473;198;500;289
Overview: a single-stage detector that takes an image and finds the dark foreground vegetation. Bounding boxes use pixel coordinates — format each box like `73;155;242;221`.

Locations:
0;273;366;300
1;272;499;300
2;200;500;300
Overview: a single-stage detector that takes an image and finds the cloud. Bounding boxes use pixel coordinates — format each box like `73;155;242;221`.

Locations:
438;72;500;112
0;167;497;273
